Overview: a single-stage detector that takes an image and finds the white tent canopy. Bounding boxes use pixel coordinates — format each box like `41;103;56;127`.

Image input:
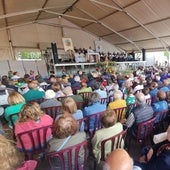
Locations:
1;0;170;53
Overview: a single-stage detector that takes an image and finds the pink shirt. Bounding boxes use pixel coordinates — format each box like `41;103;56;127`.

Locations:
15;114;53;149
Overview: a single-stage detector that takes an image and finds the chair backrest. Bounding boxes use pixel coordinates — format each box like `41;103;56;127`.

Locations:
100;97;108;105
42;106;62;121
46;140;89;170
146;98;151;105
137;117;155;143
85;111;105;138
77;117;87;132
79;92;92;106
100;128;127;161
79;92;92;100
113;107;127;122
16;125;52;160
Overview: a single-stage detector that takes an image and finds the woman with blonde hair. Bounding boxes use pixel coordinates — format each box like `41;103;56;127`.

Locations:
4;91;25;127
15;102;53;150
0;134;37;170
62;97;83;120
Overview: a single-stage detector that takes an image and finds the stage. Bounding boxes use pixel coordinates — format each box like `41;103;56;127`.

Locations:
54;61;146;74
54;62;96;67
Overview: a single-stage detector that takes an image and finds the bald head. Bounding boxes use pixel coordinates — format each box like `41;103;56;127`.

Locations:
106;149;133;170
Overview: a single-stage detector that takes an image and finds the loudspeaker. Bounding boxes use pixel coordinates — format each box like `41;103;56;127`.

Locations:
51;43;59;64
142;48;146;61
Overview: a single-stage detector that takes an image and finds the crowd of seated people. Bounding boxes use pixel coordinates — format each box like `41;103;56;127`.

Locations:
0;65;170;169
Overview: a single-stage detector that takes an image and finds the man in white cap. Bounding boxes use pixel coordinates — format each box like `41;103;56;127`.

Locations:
40;89;61;109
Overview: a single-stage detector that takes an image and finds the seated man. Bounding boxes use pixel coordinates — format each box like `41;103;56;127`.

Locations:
62;86;83;103
23;81;44;102
98;149;141;170
92;110;123;163
125;92;154;137
135;125;170;170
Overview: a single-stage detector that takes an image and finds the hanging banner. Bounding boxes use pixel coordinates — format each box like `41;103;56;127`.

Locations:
62;38;74;52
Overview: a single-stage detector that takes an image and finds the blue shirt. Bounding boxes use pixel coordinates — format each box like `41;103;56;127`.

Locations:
73;110;84;131
83;102;106;129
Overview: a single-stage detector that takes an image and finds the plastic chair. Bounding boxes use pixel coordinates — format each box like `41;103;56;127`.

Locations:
154;110;168;132
136;117;156;146
79;92;92;106
46;140;89;170
100;128;127;161
100;97;108;105
76;117;88;132
146;98;151;105
113;107;127;122
85;111;105;138
42;106;62;121
107;89;114;103
16;125;52;160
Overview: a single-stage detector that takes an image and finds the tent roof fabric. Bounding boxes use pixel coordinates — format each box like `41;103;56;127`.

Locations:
1;0;170;52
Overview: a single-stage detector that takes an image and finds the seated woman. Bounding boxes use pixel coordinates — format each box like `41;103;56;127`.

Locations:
0;134;37;170
59;97;84;131
4;91;25;128
135;125;170;170
47;115;87;169
62;97;83;120
92;110;124;163
83;92;107;130
15;102;53;151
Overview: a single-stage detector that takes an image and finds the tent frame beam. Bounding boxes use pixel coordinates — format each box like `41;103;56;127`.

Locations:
76;6;141;51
